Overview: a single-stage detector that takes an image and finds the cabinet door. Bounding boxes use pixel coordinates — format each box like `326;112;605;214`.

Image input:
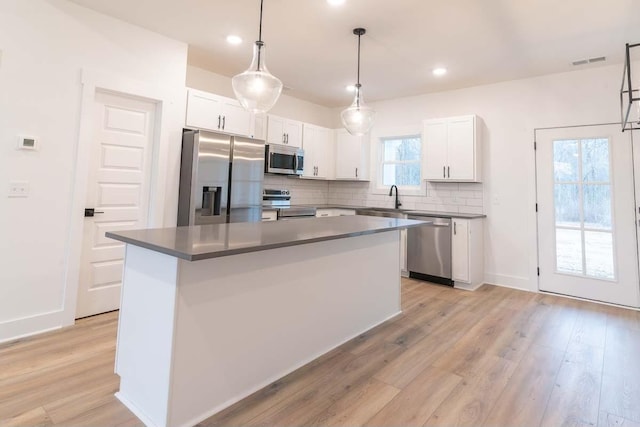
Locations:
423;119;448;180
316;209;333;218
313;127;330;178
186;89;222;131
452;219;470;282
220;98;252;136
335;130;361;179
252;113;267;140
285;120;303;148
302;125;317;178
266;115;286;145
447;116;475;180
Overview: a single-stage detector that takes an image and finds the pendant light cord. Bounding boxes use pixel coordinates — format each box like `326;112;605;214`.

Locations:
356;32;362;108
256;0;264;69
356;33;361;87
258;0;264;42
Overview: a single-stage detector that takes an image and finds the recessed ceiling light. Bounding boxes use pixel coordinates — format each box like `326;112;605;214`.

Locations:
327;0;346;6
226;35;243;45
432;67;447;77
345;85;356;92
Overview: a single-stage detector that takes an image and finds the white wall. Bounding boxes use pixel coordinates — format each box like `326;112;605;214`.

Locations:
338;64;625;292
0;0;188;342
187;65;336;128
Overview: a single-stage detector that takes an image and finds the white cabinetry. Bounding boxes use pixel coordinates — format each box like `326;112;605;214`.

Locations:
261;210;278;222
423;115;482;182
451;218;484;290
302;124;334;179
267;115;303;148
316;208;356;218
186;89;252;137
335;130;369;181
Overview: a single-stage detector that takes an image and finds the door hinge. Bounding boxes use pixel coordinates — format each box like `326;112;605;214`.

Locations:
534;141;537;150
535;203;538;212
537;267;540;276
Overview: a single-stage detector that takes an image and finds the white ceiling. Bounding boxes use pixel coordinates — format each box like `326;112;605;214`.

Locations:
69;0;640;107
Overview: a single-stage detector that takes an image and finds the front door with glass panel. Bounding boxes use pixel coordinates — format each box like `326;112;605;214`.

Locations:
536;125;639;307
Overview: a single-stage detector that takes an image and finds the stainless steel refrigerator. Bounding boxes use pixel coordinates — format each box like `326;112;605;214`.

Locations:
177;130;265;226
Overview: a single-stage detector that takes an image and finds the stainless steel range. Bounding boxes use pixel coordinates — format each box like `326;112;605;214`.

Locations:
262;189;316;220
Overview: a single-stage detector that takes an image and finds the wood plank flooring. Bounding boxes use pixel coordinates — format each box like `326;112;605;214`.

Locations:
2;278;640;427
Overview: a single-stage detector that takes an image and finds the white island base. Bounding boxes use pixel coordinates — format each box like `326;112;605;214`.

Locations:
114;230;401;427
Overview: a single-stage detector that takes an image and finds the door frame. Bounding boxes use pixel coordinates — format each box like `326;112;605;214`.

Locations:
534;122;640;306
63;68;182;325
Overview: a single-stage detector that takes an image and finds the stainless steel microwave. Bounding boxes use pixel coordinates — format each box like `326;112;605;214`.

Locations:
265;144;304;176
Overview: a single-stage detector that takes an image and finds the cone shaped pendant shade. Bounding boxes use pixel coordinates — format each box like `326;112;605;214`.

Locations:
341;28;375;136
232;0;282;113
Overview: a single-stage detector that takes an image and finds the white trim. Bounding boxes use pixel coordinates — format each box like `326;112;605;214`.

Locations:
115;392;160;427
0;310;65;344
62;68;184;327
483;272;535;292
370;125;425;196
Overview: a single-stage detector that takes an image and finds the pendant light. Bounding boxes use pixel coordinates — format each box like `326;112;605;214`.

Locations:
232;0;283;114
341;28;375;136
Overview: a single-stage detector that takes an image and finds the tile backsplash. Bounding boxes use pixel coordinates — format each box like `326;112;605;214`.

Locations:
263;175;484;214
327;181;484;214
263;175;329;205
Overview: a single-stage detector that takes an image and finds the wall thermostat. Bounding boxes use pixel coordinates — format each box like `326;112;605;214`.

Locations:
17;135;38;151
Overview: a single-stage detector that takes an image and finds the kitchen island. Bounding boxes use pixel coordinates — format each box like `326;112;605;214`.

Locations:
106;215;425;427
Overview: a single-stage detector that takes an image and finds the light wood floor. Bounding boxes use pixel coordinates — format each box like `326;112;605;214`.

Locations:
2;279;640;427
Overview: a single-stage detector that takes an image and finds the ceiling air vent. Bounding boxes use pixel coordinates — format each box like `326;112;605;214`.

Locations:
572;56;607;66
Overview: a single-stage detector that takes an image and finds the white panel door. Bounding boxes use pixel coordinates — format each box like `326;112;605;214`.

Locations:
76;90;156;318
447;116;475;180
536;125;639;307
423;119;448;180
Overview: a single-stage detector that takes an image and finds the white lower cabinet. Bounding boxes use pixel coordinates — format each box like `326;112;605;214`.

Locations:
451;218;484;290
316;208;356;218
400;229;408;277
261;210;278;222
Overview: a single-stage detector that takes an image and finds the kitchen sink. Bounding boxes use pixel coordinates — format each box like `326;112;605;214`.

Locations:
355;208;407;219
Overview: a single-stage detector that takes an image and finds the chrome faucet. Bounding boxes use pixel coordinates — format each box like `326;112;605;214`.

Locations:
389;185;402;209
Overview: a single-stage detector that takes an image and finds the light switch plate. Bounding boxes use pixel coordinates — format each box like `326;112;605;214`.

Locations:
8;181;29;198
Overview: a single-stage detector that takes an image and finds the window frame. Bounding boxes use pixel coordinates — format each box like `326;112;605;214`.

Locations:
373;127;424;195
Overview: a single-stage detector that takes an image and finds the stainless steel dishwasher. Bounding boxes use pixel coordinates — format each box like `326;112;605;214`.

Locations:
407;216;453;286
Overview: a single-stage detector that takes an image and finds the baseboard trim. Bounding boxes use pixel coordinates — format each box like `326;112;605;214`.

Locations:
0;309;67;344
483;273;534;292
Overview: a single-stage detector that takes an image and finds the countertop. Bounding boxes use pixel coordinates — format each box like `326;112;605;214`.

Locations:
106;216;427;262
276;204;487;219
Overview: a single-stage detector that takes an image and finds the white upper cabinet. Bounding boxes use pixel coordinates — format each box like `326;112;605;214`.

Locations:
185;89;252;137
266;115;303;148
302;124;333;179
422;115;482;182
334;130;369;181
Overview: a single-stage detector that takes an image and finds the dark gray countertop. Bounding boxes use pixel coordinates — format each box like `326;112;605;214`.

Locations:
296;204;486;219
106;216;427;262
